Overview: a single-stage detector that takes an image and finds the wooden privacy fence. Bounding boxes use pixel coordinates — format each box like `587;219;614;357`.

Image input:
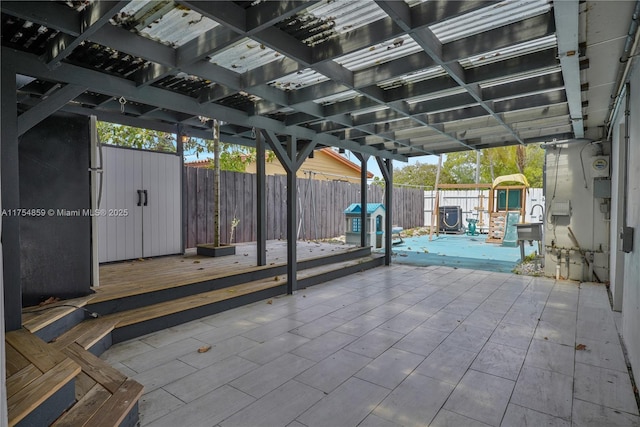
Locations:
184;168;424;248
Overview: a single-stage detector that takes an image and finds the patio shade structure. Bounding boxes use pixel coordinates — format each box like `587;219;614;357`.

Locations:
0;0;611;325
2;0;586;154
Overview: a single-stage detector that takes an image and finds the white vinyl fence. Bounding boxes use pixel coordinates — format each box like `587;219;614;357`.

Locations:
424;188;544;232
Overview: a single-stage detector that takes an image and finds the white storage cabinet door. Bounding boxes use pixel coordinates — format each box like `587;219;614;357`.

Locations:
141;150;182;257
98;146;181;262
98;147;143;263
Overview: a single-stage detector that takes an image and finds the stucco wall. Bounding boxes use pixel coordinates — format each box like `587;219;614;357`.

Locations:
543;141;611;282
610;104;625;311
618;61;640;376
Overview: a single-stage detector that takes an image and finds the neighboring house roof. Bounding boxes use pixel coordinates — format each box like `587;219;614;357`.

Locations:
344;203;386;215
319;148;374;179
184;158;211;168
184;148;374;179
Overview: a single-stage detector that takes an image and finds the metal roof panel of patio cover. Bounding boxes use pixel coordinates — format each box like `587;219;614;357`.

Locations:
2;0;593;159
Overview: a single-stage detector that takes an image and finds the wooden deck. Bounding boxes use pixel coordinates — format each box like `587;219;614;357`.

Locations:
97;240;356;296
10;240;378;427
22;240;358;334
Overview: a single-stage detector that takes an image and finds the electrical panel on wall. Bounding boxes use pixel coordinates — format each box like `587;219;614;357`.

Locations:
551;200;571;216
591;156;610;178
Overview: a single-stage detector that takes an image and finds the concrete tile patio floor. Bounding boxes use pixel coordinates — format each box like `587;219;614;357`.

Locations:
101;265;640;427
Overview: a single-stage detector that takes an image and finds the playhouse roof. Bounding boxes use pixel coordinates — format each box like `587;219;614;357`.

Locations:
492;173;530;189
344;203;386;215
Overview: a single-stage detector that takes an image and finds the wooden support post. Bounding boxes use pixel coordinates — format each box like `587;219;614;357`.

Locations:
353;152;370;248
286;136;297;294
263;131;316;294
256;129;267;266
213;119;221;247
176;124;186;254
429;155;443;241
376;157;393;266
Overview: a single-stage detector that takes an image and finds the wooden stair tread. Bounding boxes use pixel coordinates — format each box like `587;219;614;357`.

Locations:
62;343;127;394
110;276;286;327
75;372;98;401
52;384;111;427
52;318;117;351
22;296;93;333
6;329;68;372
84;379;144;427
6;343;31;377
7;357;81;427
6;364;42;399
49;345;144;427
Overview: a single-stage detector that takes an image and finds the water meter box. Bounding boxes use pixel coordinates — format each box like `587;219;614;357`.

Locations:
439;206;463;233
591;156;610;178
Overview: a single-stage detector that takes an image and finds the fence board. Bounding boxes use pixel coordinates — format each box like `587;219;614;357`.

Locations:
184;169;424;247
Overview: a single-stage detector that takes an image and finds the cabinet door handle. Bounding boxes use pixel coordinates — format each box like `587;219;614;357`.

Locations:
143;190;148;206
137;189;143;206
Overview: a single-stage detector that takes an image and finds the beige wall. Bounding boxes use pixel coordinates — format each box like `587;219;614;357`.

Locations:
245;149;365;183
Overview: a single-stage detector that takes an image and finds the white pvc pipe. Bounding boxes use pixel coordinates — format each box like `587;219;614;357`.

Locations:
90;116;99;288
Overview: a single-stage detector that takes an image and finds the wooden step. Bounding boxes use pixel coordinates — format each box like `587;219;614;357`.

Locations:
5;329;144;427
6;329;69;372
22;296;93;334
7;253;380;427
90;246;370;304
20;247;373;346
6;330;81;427
8;358;80;427
51;319;117;353
109;255;382;328
53;343;144;427
104;254;383;343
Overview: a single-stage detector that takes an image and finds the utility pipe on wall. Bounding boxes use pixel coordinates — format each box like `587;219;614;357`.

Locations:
606;0;640;139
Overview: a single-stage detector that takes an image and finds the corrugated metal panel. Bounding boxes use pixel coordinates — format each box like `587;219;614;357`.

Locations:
216;91;262;110
460;35;557;69
1;13;59;56
303;1;387;39
351;105;389;116
430;0;551;43
480;66;561;88
405;87;469;105
377;66;446;90
152;74;214;98
208;38;282;72
270;68;330;90
273;1;386;49
63;1;94;12
314;89;360;105
115;1;219;47
66;42;149;79
335;37;423;71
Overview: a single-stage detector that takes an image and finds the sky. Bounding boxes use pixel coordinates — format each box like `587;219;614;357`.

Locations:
184;146;441;179
355;152;440;179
